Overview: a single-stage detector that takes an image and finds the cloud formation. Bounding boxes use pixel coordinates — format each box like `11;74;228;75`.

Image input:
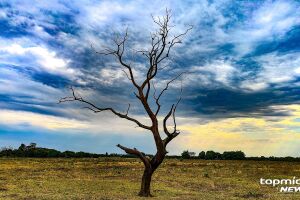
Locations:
0;0;300;155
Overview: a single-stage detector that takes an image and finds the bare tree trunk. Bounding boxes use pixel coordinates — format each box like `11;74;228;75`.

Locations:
139;166;153;197
138;150;165;197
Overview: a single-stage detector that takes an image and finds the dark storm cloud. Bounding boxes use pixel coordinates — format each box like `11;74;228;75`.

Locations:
0;0;300;120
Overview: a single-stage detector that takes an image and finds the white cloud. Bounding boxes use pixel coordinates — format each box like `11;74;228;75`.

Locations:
188;60;238;87
232;0;300;55
0;5;57;40
240;52;300;92
0;10;7;19
98;67;125;85
31;25;53;39
0;67;149;135
0;41;81;79
0;109;89;130
240;81;268;92
0;67;63;104
74;0;172;31
77;1;135;30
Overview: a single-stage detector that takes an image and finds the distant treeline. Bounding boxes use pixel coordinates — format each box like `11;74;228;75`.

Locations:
179;150;300;162
180;150;246;160
1;143;300;161
0;143;135;158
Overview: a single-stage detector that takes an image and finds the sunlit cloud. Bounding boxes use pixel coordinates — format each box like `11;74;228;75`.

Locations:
172;104;300;156
0;108;150;136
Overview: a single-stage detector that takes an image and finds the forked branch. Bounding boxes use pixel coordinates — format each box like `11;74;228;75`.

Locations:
162;103;180;147
59;87;151;130
91;29;140;90
139;9;192;96
155;72;186;115
117;144;151;167
162;80;183;146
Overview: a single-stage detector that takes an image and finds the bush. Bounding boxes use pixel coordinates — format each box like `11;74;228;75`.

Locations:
205;151;221;160
198;151;205;159
222;151;245;160
0;147;14;157
181;150;191;159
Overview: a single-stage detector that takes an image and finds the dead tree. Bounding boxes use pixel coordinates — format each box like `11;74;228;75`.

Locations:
59;10;192;197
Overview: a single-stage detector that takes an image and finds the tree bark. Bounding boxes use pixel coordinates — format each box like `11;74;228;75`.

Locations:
139;166;153;197
138;150;166;197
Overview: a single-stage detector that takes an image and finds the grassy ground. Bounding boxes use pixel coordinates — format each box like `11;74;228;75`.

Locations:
1;158;300;199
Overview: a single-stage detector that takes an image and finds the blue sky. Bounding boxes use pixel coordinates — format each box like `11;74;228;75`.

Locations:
1;0;300;156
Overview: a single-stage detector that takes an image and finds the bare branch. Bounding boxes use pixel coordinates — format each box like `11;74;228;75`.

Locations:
163;104;174;136
59;87;151;130
158;64;170;71
91;44;116;55
172;80;182;135
152;81;157;100
162;81;183;146
125;103;131;116
144;81;151;101
157;25;193;64
162;104;180;147
139;9;192;97
117;144;150;167
163;130;180;147
91;29;141;90
155;72;186;115
122;69;132;81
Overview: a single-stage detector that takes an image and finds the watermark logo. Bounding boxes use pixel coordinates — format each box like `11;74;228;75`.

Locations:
260;177;300;192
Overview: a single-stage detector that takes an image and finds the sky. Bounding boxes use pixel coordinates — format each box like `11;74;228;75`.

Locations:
1;0;300;156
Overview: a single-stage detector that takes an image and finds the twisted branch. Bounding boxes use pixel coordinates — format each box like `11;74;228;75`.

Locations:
59;87;151;130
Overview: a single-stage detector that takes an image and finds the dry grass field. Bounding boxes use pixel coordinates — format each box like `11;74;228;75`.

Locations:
1;158;300;199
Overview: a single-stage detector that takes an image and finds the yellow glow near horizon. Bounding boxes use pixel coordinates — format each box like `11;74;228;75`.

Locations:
0;109;147;135
2;104;300;156
170;104;300;156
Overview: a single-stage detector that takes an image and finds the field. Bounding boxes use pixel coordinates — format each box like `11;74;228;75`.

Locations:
1;158;300;199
